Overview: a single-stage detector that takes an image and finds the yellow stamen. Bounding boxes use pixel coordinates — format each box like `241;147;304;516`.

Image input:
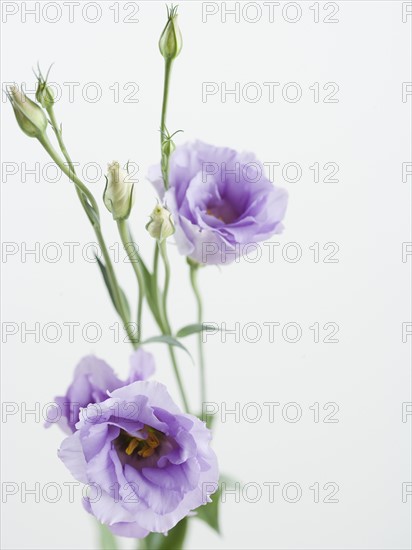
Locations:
138;446;156;458
123;427;162;458
146;431;160;448
125;437;141;456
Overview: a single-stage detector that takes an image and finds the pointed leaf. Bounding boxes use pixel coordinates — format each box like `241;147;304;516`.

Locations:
195;486;221;534
95;256;131;320
176;323;219;338
141;335;193;362
137;254;163;328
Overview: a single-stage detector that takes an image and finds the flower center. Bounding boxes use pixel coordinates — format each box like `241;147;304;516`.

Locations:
206;201;238;224
117;427;162;459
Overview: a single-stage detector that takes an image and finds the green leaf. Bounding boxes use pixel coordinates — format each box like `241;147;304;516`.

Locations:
176;323;219;338
141;335;193;362
140;517;188;550
83;196;100;226
95;256;131;320
194;475;238;535
97;523;118;550
138;257;163;328
220;474;238;490
195;486;221;534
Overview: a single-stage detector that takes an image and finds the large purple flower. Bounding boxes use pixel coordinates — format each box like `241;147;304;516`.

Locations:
46;349;155;433
148;140;288;264
58;380;219;537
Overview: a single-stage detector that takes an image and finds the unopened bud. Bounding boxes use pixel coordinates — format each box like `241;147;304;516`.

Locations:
159;6;183;60
103;161;135;220
36;79;54;109
146;205;175;242
8;85;48;138
162;138;176;157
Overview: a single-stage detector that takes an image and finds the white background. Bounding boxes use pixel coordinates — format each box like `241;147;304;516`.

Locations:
1;1;411;549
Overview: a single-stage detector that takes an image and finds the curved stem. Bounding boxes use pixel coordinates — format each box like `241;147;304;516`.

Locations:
37;133;134;346
46;108;95;227
117;219;145;343
38;133;99;217
158;240;190;413
47;108;76;173
189;264;206;405
96;224;137;348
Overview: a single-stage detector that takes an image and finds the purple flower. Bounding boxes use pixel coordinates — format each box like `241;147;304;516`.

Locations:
58;380;219;538
148;140;288;264
46;349;155;434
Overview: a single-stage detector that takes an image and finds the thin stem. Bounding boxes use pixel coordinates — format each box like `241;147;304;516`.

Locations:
160;58;173;189
153;242;160;292
46;108;96;227
38;133;99;218
160;59;172;138
152;242;167;331
137;292;143;344
158;240;190;413
47;108;75;173
159;241;171;332
190;264;206;406
117;220;145;343
96;223;137;348
168;346;190;413
37;133;134;345
157;30;189;413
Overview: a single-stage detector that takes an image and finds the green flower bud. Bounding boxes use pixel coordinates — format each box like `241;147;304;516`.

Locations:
162;137;176;157
36;79;54;109
146;204;175;242
103;161;135;220
8;85;48;138
159;6;182;60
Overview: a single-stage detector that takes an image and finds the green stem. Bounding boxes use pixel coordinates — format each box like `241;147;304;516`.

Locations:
160;58;173;189
168;345;190;414
137;292;143;344
157;240;190;413
189;264;206;406
153;242;160;293
38;133;98;218
47;108;75;173
97;222;137;348
117;220;145;343
159;241;171;332
46;108;96;227
152;242;168;331
37;133;134;346
156;28;189;413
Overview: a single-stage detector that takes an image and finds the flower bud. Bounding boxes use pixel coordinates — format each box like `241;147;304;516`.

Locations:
8;85;48;138
103;161;135;220
36;79;54;109
146;205;175;242
161;137;176;158
159;6;182;60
